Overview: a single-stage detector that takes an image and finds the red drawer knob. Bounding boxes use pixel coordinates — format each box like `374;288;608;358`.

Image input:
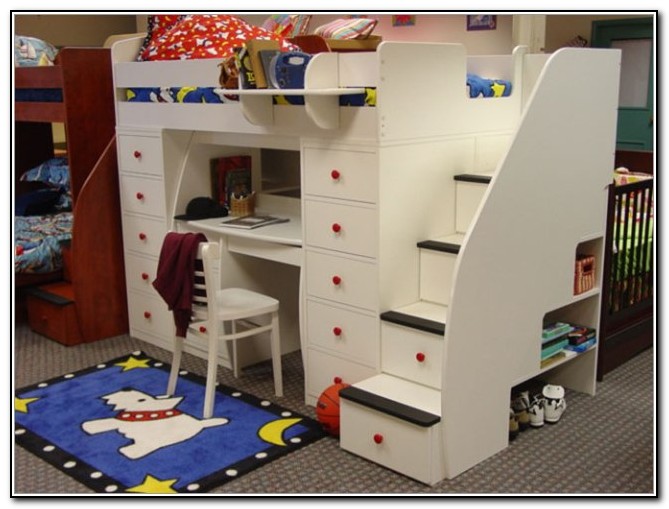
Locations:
373;433;384;444
138;232;147;241
331;223;342;233
332;326;342;337
141;272;149;280
199;326;207;333
133;150;142;159
332;275;342;286
416;352;426;363
334;376;342;384
330;169;340;180
143;311;151;319
136;192;144;200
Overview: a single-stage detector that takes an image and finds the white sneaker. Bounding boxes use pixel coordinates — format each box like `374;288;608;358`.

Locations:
542;384;567;424
528;395;545;427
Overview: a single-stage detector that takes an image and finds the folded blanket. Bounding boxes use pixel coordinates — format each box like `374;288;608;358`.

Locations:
467;73;512;98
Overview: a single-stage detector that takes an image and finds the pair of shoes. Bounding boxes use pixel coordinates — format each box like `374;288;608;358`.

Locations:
543;384;567;424
528;395;545;428
509;408;519;441
511;390;530;431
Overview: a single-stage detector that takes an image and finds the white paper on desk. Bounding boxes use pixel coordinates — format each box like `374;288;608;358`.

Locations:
220;215;289;229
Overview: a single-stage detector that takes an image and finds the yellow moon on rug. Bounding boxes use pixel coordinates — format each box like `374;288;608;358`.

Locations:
258;417;302;446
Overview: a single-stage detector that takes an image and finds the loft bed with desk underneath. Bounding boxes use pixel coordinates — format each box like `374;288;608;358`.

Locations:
14;43;128;344
111;28;621;483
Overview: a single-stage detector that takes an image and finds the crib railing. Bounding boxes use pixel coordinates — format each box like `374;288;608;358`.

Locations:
598;177;654;377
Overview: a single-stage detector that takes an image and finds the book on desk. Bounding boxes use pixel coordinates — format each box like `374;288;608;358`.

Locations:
220;214;290;229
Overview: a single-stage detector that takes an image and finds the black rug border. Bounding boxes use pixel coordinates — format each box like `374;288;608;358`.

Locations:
15;351;326;494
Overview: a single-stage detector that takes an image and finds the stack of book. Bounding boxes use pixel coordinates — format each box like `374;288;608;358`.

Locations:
541;322;574;360
564;326;597;353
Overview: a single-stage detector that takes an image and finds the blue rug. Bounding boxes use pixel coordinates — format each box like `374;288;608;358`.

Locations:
14;351;325;493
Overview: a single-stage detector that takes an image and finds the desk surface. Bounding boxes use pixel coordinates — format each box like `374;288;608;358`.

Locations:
189;211;302;247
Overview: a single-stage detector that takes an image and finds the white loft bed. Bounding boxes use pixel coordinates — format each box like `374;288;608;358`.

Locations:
111;35;620;482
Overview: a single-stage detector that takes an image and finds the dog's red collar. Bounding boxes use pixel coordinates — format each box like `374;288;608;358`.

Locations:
115;409;183;422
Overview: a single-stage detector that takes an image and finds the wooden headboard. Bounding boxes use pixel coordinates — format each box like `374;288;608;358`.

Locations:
615;149;654;175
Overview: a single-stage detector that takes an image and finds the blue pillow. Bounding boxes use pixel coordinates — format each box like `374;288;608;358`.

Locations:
20;157;70;191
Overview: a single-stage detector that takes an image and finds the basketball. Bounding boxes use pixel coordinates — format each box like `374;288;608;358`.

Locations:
316;379;349;437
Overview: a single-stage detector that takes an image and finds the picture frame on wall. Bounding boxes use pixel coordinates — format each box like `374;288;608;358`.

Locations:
466;15;497;31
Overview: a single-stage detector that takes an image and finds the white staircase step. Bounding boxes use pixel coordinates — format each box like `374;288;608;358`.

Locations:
380;300;447;336
341;373;442;421
455;173;492;233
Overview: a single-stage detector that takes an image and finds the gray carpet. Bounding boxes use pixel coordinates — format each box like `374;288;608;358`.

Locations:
12;323;655;495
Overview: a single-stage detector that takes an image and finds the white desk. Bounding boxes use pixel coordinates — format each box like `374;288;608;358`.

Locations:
181;194;305;367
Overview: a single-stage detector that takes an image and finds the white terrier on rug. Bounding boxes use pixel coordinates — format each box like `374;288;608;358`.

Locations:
82;388;229;459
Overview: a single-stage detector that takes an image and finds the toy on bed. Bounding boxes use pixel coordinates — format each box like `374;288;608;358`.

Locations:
467;73;512;98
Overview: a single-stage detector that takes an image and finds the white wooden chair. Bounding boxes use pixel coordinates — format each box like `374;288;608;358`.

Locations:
166;241;283;418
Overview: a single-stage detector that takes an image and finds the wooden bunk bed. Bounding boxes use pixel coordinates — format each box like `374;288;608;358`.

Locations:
111;29;621;483
14;47;128;344
597;150;654;378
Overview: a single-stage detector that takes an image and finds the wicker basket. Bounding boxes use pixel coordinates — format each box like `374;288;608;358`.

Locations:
574;254;596;295
230;192;255;217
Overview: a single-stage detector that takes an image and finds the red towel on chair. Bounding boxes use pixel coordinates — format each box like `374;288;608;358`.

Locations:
153;232;208;337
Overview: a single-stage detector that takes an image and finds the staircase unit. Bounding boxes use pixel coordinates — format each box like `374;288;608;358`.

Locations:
340;49;621;482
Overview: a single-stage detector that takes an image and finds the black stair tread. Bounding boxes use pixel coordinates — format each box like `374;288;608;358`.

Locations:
416;240;460;254
453;173;493;184
340;385;441;427
380;310;445;336
26;287;74;306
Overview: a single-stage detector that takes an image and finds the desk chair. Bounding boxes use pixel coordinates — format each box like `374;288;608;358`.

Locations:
166;241;283;418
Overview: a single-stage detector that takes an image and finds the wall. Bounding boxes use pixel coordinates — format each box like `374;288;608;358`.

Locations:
544;13;650;52
14;14;137;47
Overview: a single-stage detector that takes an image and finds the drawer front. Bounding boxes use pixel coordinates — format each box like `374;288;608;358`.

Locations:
340;399;440;484
119;174;166;218
306;300;378;365
122;214;167;257
27;297;82;346
306;349;377;401
306;251;378;311
381;322;443;389
118;135;164;176
124;253;159;295
305;200;377;258
127;291;174;340
303;147;378;203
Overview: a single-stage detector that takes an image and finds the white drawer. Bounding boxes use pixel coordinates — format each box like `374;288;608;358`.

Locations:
119;174;166;218
340;398;443;485
124;252;159;295
381;322;443;389
127;291;173;340
306;300;378;365
118;135;164;176
122;214;167;257
306;348;376;401
305;251;378;311
303;147;377;203
305;200;377;258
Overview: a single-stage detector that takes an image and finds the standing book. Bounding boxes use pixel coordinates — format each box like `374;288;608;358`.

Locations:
210;155;252;208
245;39;280;89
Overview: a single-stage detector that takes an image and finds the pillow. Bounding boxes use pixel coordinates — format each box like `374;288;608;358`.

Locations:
20;157;70;190
261;14;312;38
14;35;59;67
313;18;378;40
136;15;185;61
138;14;297;61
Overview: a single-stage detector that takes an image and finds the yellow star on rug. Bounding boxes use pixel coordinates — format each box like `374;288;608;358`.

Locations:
15;396;39;413
126;474;179;494
115;356;151;372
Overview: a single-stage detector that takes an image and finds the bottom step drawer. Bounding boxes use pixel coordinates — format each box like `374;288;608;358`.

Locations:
340;398;444;485
27;296;82;346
